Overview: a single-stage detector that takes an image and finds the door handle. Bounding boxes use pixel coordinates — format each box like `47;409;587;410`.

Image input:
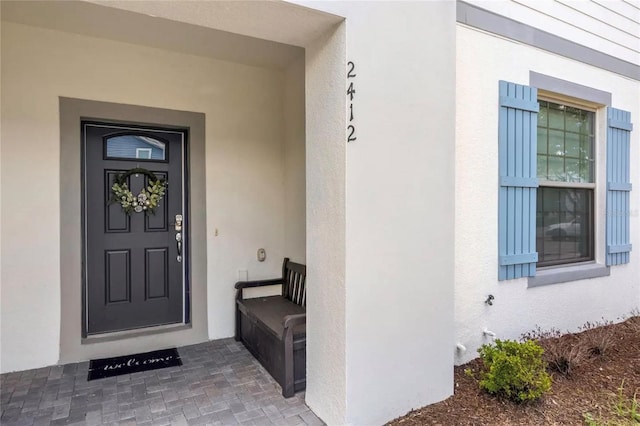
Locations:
176;232;182;263
175;214;183;263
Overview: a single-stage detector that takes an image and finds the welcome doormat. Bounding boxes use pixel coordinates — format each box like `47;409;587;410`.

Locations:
87;348;182;381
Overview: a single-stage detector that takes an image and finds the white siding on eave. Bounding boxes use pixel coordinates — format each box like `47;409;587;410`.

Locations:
464;0;640;65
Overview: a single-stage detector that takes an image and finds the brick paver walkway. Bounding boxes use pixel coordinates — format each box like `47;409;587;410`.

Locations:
0;339;323;426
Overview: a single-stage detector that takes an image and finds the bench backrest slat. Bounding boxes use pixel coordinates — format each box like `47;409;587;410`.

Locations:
282;258;306;307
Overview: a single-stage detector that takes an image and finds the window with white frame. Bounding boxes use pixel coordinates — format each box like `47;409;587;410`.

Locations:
498;79;631;282
536;100;595;267
136;147;153;159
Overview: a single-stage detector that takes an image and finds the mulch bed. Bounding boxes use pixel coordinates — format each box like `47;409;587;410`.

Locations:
389;317;640;426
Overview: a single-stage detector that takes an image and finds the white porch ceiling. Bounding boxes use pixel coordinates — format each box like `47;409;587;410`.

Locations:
1;1;341;69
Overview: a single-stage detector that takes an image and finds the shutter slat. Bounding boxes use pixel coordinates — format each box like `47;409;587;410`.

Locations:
608;118;633;131
608;244;632;254
607;182;632;191
498;81;539;280
625;115;631;265
514;101;522;278
499;96;540;113
606;107;633;266
499;177;538;187
500;252;539;266
527;87;537;278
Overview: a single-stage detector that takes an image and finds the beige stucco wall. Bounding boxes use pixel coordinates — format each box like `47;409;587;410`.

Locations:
0;21;303;372
455;24;640;365
1;1;457;423
303;23;348;425
284;55;306;264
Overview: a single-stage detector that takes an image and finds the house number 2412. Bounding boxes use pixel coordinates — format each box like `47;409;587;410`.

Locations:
347;61;356;142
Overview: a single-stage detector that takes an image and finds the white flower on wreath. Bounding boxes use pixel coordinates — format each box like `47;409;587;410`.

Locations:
110;168;167;215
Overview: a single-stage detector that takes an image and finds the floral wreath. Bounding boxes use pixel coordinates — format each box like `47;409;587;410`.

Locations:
111;168;167;215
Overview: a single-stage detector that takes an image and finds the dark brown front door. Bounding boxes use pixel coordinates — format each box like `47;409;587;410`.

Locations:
83;122;187;335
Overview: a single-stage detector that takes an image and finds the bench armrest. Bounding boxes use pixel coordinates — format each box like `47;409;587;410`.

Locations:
235;278;283;290
282;313;306;329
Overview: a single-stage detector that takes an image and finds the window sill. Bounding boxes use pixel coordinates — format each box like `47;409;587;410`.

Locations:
528;262;610;288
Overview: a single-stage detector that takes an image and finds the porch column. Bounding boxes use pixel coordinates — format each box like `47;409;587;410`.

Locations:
301;2;457;425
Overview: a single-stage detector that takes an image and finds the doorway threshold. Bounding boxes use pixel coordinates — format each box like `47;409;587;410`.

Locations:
82;323;191;345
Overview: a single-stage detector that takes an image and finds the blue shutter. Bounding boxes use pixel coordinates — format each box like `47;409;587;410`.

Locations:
498;81;539;280
606;108;633;265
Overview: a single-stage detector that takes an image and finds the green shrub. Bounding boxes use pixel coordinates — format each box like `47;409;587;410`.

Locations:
477;339;552;403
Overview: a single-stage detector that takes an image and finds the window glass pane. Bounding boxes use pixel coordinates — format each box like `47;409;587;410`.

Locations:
548;103;565;129
537;101;594;184
580;135;594;182
565;158;581;182
538;102;548;127
564;107;583;133
536;187;593;266
584;164;593;182
542;189;559;212
537;155;547;179
106;135;166;160
537;128;548;154
580;134;592;158
581;111;594;135
547;156;564;180
565;132;580;158
548;130;564;156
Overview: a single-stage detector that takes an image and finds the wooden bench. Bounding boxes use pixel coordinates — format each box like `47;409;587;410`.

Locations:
234;258;306;398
